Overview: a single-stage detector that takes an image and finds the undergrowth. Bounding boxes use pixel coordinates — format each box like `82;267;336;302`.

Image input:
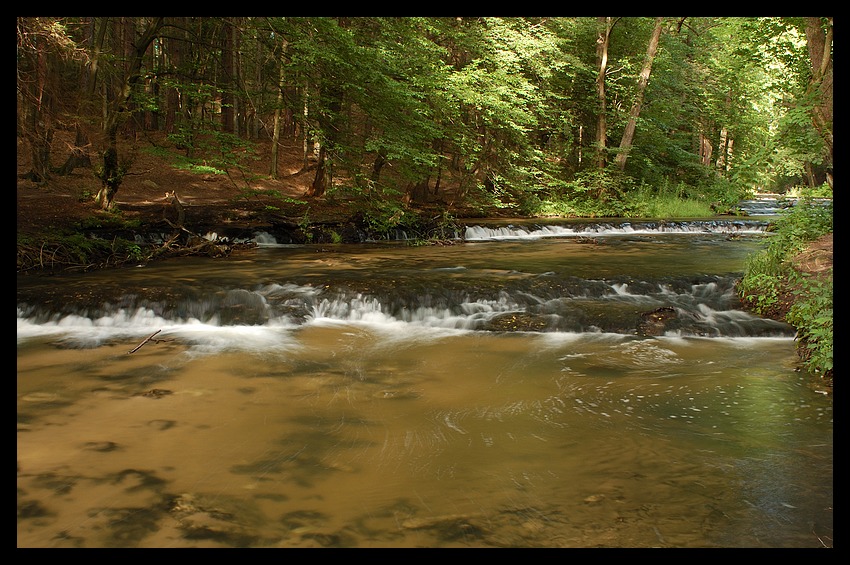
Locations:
737;185;833;380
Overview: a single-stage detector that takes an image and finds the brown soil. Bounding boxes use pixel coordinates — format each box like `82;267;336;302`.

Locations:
792;231;834;275
16;130;366;238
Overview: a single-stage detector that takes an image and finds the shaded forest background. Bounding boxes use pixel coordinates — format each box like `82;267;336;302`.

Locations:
17;17;832;229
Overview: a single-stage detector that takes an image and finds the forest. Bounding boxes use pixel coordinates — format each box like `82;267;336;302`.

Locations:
17;17;833;220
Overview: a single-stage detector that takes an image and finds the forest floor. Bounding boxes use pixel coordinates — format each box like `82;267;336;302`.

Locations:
16;130;401;238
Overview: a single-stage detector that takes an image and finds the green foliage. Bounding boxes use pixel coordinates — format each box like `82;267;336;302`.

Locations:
167;129;259;185
737;270;781;314
76;210;141;231
766;193;833;259
738;193;831;291
20;16;832;224
787;182;831;199
737;193;832;376
77;188;95;202
786;270;833;376
114;240;145;262
527;170;724;219
174;161;225;175
632;194;716;219
360;198;409;238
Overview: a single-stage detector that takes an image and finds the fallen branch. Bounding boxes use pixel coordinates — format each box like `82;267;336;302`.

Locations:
128;329;162;354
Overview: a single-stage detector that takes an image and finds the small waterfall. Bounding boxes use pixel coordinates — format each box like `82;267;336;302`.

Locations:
464;219;767;241
254;231;280;246
17;273;795;350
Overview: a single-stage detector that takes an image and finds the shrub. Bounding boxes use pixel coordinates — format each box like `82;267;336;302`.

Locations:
786;270;833;377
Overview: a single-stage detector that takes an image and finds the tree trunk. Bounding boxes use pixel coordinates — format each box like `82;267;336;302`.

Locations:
594;17;612;171
715;90;732;173
95;134;121;209
371;151;387;184
306;143;329;198
301;86;311;170
404;178;430;206
698;129;712;166
221;21;235;134
164;18;187;135
122;18;139;140
804;17;833;190
614;17;664;172
304;81;343;198
95;17;164;209
56;126;92;175
270;64;286;179
716;125;729;172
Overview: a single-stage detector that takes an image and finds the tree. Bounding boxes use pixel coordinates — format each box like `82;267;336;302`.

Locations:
594;17;615;170
17;18;86;183
94;17;164;209
614;17;664;171
803;17;833;189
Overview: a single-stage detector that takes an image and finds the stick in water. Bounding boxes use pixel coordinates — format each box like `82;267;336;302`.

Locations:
128;329;162;354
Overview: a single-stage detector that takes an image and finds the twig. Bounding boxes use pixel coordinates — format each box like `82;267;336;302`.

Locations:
128;329;162;354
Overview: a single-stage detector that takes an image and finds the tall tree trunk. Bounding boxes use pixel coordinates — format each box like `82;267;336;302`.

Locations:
270;62;286;179
270;37;290;177
57;17;103;176
716;125;729;172
307;144;330;197
231;17;242;136
594;17;613;171
221;20;235;134
164;20;185;135
95;17;164;209
715;90;732;173
371;151;387;184
304;82;342;198
301;85;311;170
698;128;712;166
804;16;833;190
122;18;139;139
614;17;664;172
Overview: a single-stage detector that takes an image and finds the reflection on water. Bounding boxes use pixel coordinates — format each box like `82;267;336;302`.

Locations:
17;226;832;547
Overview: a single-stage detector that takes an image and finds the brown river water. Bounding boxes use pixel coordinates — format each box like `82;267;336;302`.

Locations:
17;218;833;548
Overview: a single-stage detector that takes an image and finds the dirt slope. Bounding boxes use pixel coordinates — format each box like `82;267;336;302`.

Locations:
17;131;331;237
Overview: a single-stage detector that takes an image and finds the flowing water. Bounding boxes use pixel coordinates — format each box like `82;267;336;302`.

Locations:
17;214;833;548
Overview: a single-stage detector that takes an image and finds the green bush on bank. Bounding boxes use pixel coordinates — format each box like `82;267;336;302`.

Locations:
786;270;833;376
737;185;833;379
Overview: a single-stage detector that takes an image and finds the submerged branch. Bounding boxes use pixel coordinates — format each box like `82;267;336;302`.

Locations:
128;329;162;354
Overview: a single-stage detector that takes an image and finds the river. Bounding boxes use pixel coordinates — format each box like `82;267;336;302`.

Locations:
16;211;833;548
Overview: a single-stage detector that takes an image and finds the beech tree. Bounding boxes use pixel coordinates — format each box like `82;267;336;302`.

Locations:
613;17;664;171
